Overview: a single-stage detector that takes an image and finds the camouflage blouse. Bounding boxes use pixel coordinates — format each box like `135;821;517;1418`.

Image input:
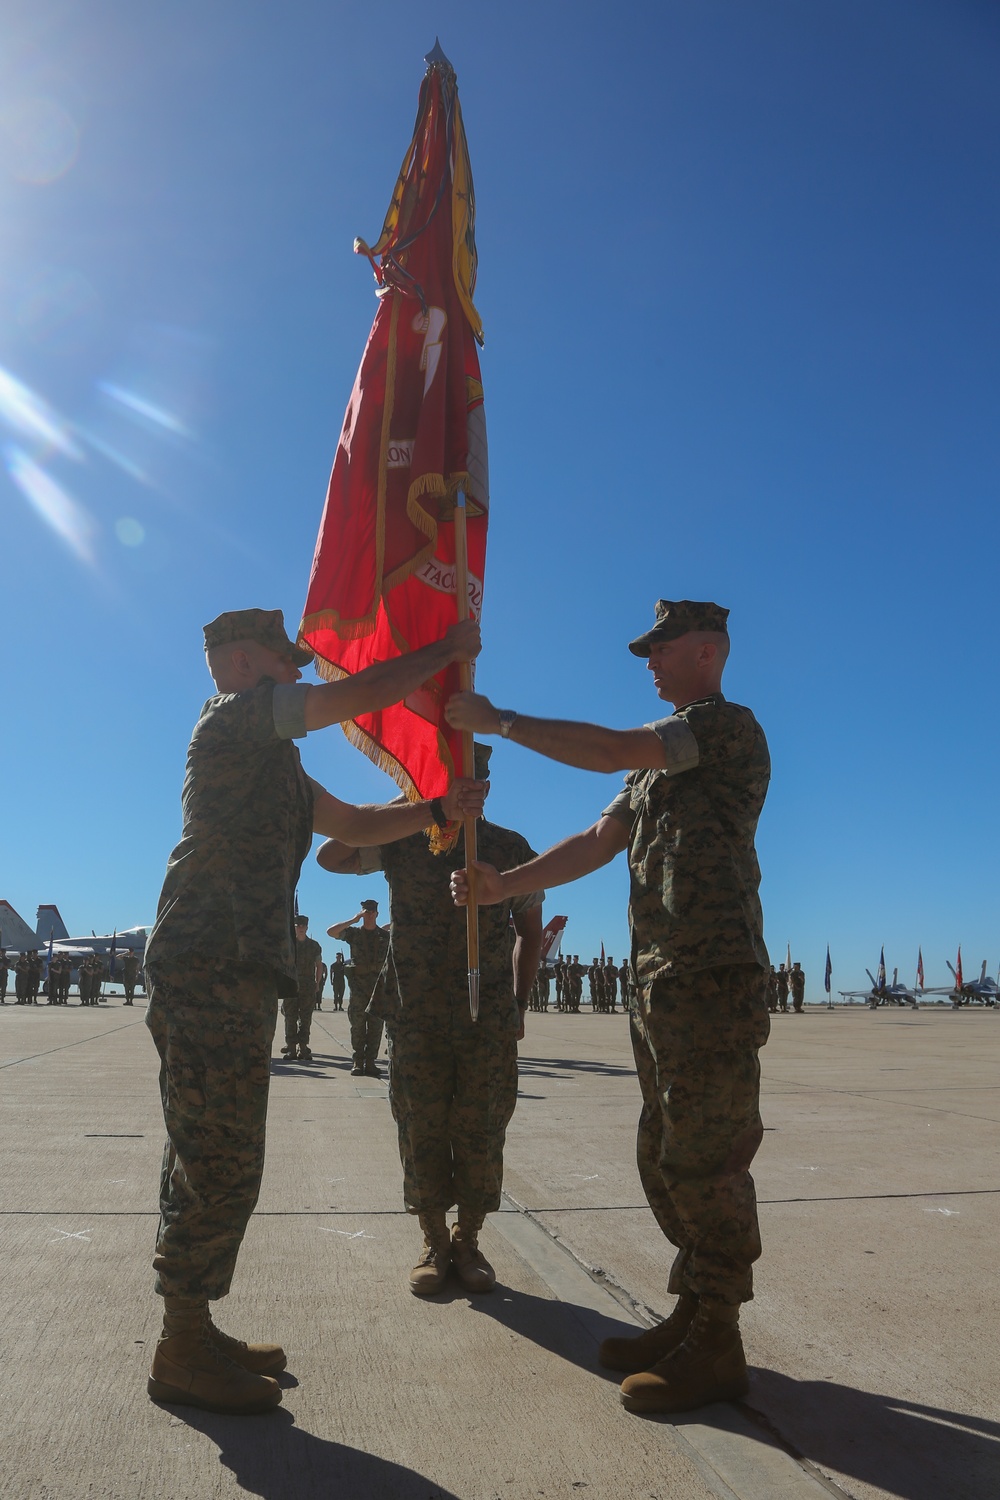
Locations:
145;679;314;996
603;694;770;985
294;935;324;996
360;819;541;1032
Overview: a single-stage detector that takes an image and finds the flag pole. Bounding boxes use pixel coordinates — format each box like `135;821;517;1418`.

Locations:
453;490;480;1021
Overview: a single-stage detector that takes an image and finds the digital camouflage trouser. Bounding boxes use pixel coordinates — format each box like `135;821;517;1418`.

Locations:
146;959;278;1300
387;1024;518;1217
348;992;384;1069
631;963;770;1306
281;988;315;1051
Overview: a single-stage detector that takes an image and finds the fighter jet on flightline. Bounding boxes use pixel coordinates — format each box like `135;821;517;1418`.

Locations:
922;958;998;1007
838;961;920;1008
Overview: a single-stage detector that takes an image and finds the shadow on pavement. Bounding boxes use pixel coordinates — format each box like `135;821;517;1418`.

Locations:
269;1058;353;1078
748;1369;1000;1500
516;1055;636;1080
469;1285;636;1382
170;1406;461;1499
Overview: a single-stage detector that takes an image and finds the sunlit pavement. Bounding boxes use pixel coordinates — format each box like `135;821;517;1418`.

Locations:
2;997;997;1500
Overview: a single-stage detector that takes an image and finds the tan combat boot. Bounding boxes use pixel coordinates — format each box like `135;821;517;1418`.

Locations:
598;1293;698;1372
409;1211;451;1296
204;1309;287;1376
619;1299;749;1414
451;1219;496;1294
148;1301;282;1414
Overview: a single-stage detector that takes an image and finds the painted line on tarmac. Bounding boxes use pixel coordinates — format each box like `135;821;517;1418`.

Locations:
0;1018;147;1070
495;1193;853;1500
509;1187;1000;1211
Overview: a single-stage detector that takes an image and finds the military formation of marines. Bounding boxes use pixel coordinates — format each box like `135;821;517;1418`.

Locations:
0;949;143;1005
134;594;772;1425
766;961;807;1013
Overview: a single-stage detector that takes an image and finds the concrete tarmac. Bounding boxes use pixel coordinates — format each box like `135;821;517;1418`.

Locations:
2;996;997;1499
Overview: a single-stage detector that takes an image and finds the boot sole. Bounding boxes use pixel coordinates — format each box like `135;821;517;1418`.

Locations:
620;1375;749;1414
147;1376;282;1415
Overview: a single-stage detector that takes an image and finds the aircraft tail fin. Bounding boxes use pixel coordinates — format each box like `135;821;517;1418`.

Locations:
36;905;69;942
540;915;568;964
0;901;41;950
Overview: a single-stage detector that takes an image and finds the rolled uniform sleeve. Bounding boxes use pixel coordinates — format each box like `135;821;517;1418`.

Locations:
357;845;385;876
645;716;700;774
272;682;311;740
603;780;636;828
602;719;699;830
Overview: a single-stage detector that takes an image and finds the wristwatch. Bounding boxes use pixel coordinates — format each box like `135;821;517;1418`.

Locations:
430;797;449;825
498;709;518;739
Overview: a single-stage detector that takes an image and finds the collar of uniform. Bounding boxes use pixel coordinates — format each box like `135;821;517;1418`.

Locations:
675;692;726;711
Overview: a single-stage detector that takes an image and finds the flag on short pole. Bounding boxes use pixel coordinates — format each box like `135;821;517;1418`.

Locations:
876;946;886;989
955;945;963;990
299;43;488;847
824;946;832;994
600;941;605;964
916;947;924;990
786;941;792;974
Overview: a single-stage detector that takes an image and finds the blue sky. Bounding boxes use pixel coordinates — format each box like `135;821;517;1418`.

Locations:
1;0;997;994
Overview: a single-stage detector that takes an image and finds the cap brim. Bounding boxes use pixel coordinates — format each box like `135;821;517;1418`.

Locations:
289;644;314;667
628;623;705;656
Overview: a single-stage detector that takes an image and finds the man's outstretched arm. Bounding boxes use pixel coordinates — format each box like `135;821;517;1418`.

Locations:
444;690;666;773
305;619;480;732
451;816;629;907
309;777;484;846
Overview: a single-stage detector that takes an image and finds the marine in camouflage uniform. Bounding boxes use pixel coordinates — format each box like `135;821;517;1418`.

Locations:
281;918;323;1060
446;597;770;1415
604;957;618;1012
775;964;789;1013
790;962;805;1013
327;903;390;1077
122;951;139;1005
588;959;604;1011
141;604;482;1416
0;950;7;1003
318;746;543;1296
330;952;346;1011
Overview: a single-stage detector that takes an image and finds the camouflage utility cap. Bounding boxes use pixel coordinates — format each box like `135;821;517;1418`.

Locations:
628;600;730;658
203;608;314;667
361;899;379;912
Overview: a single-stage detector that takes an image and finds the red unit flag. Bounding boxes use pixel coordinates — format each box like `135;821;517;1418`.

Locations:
300;45;487;837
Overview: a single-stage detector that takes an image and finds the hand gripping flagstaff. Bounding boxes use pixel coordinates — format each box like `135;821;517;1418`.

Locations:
454;491;480;1021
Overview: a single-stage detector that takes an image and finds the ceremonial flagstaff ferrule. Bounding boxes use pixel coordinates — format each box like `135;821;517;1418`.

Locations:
498;709;518;740
468;969;480;1024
